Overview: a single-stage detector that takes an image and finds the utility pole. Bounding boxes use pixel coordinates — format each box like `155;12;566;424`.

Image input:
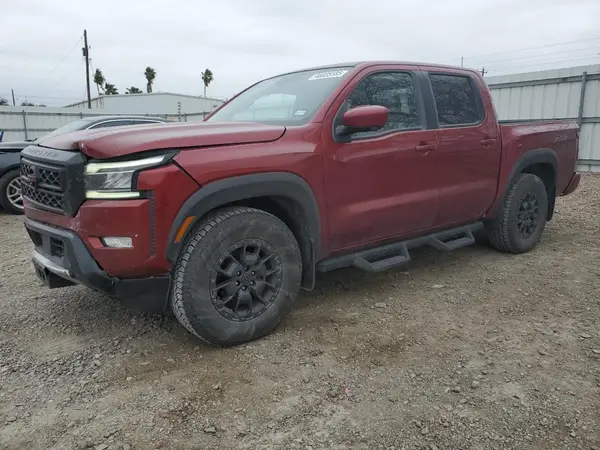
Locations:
480;67;487;77
461;57;464;68
11;89;16;106
83;30;92;109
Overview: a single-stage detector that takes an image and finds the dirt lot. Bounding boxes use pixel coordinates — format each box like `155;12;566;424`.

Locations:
1;175;599;450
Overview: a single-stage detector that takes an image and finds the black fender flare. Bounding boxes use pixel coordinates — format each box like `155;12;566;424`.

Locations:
509;148;558;182
491;147;559;219
165;172;321;290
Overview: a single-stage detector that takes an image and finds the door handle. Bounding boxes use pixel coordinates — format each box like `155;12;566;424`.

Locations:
415;143;437;153
480;138;497;146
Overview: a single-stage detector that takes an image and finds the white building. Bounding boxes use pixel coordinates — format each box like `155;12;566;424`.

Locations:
64;92;224;115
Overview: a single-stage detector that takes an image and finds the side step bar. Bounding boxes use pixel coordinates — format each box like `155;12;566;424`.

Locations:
316;223;483;273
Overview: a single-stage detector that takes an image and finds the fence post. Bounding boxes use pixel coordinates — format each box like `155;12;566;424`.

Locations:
22;110;29;141
577;71;588;127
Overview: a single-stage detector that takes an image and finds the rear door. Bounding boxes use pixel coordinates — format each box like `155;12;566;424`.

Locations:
421;68;502;226
322;66;439;250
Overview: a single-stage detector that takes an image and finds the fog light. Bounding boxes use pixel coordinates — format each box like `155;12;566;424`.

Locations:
101;237;133;248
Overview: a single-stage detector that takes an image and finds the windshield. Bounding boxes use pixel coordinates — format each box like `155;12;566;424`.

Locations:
206;67;353;125
36;119;93;141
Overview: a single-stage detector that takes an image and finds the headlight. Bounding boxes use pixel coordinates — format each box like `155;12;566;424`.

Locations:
84;152;176;199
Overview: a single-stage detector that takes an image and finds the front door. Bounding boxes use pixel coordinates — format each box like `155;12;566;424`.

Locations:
322;68;439;251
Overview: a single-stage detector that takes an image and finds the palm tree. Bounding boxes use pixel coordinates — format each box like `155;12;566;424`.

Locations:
93;69;105;95
144;67;156;93
201;68;214;97
104;83;118;95
0;98;8;106
126;86;142;94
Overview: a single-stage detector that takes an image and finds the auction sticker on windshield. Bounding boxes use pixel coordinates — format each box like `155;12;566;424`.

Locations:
308;70;349;81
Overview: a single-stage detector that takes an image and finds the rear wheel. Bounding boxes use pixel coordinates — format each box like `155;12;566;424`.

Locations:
485;173;548;254
0;170;24;215
170;207;302;346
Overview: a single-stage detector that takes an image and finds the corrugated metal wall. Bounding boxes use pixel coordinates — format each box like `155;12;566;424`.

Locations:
65;93;224;115
487;64;600;172
0;107;211;142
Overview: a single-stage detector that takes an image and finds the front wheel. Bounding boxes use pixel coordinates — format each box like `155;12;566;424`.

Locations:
170;207;302;346
485;173;549;254
0;170;24;215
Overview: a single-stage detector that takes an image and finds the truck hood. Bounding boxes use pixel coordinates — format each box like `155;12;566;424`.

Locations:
36;122;287;159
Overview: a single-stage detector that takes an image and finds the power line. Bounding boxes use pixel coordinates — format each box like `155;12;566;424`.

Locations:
439;36;600;66
486;54;600;73
53;65;83;88
462;36;600;61
468;46;600;66
42;35;83;79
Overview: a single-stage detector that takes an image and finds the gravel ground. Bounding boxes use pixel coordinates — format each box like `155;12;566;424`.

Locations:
1;174;599;450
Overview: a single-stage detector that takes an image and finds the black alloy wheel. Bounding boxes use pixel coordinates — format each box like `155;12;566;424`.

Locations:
516;192;541;239
210;240;283;322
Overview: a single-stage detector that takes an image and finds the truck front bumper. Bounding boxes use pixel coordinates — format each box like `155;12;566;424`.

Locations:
25;218;170;313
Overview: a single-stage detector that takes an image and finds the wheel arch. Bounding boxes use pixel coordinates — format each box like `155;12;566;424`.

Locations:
166;172;321;290
0;165;20;178
491;148;558;221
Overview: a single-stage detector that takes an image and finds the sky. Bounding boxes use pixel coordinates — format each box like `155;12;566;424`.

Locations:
1;0;600;107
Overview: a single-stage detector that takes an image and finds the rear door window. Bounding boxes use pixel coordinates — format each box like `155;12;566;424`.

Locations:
429;74;481;126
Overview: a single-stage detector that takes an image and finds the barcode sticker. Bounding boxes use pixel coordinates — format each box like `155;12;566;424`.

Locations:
308;70;349;81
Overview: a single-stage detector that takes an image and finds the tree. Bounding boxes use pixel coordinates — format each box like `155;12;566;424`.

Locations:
0;98;8;106
93;68;106;95
144;66;156;93
201;68;214;97
21;101;35;106
126;86;142;94
104;83;118;95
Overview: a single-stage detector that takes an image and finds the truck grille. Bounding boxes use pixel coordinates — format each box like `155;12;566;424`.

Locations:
21;159;65;213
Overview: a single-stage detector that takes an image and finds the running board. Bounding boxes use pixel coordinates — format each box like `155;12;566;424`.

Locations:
316;223;483;273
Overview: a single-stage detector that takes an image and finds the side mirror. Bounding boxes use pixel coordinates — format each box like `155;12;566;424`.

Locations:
337;105;389;136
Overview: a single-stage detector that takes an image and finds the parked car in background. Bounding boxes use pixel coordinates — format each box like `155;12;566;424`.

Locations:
21;61;581;346
0;115;169;214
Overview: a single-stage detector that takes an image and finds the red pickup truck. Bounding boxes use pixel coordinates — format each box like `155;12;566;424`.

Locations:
21;61;581;346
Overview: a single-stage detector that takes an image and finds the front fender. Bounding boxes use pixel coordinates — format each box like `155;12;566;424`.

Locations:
165;172;321;288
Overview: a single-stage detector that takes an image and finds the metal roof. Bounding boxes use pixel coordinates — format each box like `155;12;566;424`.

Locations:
63;92;225;107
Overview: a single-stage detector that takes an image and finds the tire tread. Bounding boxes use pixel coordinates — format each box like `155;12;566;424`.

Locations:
170;206;301;345
485;173;546;254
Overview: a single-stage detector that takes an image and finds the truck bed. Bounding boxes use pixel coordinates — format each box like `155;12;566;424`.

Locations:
498;118;579;195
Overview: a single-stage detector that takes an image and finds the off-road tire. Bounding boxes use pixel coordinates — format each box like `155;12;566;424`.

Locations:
0;170;24;215
170;206;302;346
485;173;548;254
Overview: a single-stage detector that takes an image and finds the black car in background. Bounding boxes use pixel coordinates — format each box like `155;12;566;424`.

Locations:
0;115;169;214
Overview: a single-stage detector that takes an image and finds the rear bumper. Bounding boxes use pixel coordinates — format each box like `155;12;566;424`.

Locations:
562;172;581;196
26;218;170;313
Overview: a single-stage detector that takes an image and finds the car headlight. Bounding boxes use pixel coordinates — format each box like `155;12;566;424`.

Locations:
84;152;176;199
